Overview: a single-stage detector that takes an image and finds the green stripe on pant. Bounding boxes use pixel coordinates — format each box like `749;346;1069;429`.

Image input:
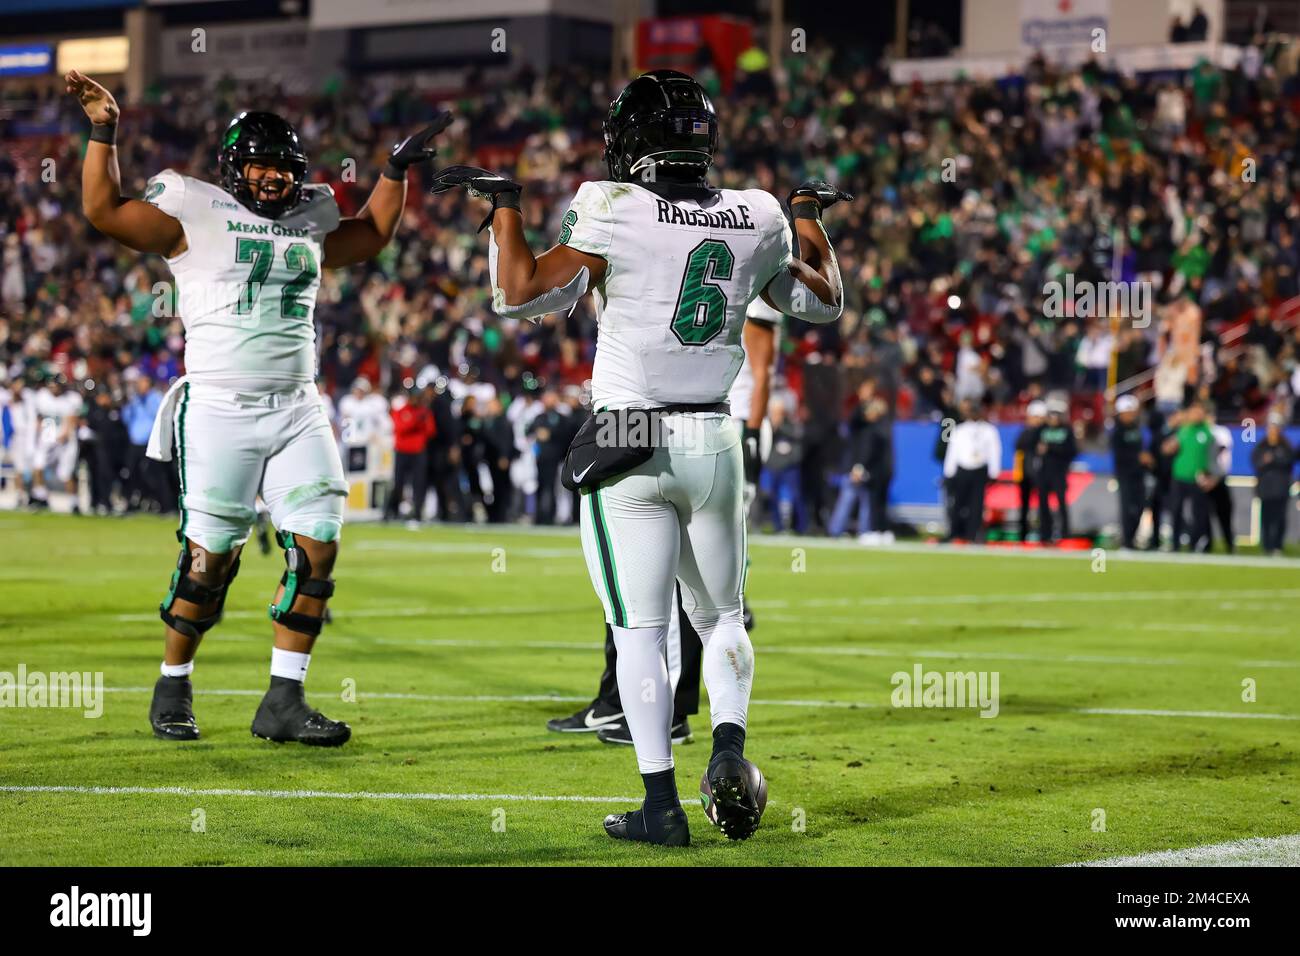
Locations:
589;486;626;627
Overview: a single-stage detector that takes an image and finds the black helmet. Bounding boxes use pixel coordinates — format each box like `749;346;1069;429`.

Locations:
218;111;308;219
603;70;718;184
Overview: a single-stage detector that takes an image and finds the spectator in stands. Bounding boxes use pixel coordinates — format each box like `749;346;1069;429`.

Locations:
1252;412;1295;556
943;398;1001;542
1015;400;1045;542
1110;394;1152;549
1164;400;1215;552
385;385;435;523
1036;398;1078;543
765;397;805;534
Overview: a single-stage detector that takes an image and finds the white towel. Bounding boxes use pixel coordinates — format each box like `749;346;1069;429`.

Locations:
145;376;188;463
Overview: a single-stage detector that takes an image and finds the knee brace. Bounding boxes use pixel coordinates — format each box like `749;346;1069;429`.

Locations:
268;531;335;637
159;534;241;639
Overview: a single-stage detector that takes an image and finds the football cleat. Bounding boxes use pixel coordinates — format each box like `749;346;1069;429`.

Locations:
700;755;767;841
546;701;623;734
149;674;200;741
251;676;351;746
596;717;691;746
603;806;690;847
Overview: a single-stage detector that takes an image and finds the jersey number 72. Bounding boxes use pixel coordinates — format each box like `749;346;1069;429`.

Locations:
234;238;319;326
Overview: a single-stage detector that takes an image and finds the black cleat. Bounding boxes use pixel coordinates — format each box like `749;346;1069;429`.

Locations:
149;674;200;741
603;805;690;847
703;753;765;841
546;700;623;734
596;717;692;746
251;676;351;746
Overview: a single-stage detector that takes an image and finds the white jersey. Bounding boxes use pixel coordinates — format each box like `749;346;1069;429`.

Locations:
145;170;339;392
34;388;81;432
729;297;782;424
560;180;792;409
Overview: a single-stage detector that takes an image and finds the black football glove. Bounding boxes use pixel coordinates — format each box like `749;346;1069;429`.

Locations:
382;112;454;181
787;179;855;217
429;164;524;232
742;426;762;487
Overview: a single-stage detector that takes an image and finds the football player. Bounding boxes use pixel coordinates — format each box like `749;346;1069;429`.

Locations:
67;69;449;745
432;69;850;845
546;297;782;745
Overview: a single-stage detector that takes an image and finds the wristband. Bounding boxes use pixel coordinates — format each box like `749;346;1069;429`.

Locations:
382;160;406;182
790;199;820;220
89;123;117;146
476;190;522;233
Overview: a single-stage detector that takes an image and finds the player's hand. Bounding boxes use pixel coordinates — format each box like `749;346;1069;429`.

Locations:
787;179;854;212
430;165;523;232
65;70;119;126
429;165;522;202
388;112;453;171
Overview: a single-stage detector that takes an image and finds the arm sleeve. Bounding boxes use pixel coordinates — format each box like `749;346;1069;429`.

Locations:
557;182;614;258
942;428;957;478
144;169;187;221
988;427;1003;479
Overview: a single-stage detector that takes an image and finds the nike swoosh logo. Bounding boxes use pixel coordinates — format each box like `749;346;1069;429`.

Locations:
572;462;595;484
584;709;623;728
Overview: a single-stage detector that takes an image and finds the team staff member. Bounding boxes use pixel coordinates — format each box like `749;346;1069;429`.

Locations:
1014;400;1044;542
1163;401;1214;552
943;399;1001;542
1110;394;1151;549
1035;398;1077;543
1252;413;1295;556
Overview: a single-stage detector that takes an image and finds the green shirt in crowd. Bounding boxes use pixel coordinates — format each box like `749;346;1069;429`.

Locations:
1172;421;1214;483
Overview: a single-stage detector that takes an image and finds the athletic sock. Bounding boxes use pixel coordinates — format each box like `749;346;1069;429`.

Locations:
161;660;194;679
691;606;754;732
712;722;746;761
611;623;673;774
641;768;679;814
270;648;310;683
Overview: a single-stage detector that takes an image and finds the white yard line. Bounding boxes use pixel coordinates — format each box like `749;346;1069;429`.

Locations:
1071;834;1300;866
91;686;1297;719
1074;707;1299;720
0;784;640;804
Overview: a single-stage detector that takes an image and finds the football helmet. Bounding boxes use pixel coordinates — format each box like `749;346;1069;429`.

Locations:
603;70;718;184
218;111;308;219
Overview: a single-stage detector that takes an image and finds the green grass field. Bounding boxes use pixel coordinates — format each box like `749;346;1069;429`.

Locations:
1;511;1297;866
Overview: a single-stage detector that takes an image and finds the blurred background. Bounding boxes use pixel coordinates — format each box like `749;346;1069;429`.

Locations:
2;0;1300;552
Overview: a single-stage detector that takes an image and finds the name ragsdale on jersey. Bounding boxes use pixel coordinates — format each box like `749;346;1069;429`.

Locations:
144;169;340;392
558;180;792;411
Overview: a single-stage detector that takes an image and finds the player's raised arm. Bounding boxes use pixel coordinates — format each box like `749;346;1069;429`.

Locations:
66;70;184;256
322;114;452;268
428;165;606;320
761;180;854;324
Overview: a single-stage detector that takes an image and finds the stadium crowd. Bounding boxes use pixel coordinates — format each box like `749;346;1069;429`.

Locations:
2;36;1300;543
